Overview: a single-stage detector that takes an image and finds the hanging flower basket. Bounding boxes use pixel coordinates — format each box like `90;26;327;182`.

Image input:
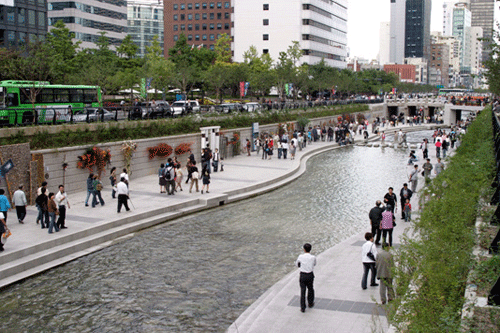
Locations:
77;146;111;177
148;143;173;159
175;142;193;155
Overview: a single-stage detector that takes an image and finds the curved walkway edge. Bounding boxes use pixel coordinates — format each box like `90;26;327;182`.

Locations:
0;124;437;290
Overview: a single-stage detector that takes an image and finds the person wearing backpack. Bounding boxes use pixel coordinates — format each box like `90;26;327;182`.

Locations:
164;158;176;195
91;174;105;207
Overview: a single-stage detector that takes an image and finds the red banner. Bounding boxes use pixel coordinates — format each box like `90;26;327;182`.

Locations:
240;82;245;98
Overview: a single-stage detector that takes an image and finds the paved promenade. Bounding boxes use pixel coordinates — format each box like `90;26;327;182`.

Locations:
0;123;445;332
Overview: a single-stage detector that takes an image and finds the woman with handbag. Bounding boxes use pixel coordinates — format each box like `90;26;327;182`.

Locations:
361;232;378;290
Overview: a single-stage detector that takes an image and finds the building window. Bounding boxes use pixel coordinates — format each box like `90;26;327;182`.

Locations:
188;14;193;20
217;2;222;8
188;34;192;40
195;14;200;20
224;23;229;29
180;24;185;30
263;4;269;10
202;24;207;30
210;2;215;9
263;49;269;54
173;4;178;10
180;14;185;20
188;24;193;30
28;9;35;26
263;34;269;41
188;3;193;9
174;35;178;41
202;13;207;19
173;25;178;31
202;3;207;9
263;19;269;25
217;23;222;30
195;34;200;40
18;8;26;24
180;4;185;10
195;24;200;30
210;23;214;30
210;34;215;40
195;3;200;9
217;13;221;19
225;12;229;19
210;13;214;19
202;34;207;40
225;2;230;8
210;45;214;50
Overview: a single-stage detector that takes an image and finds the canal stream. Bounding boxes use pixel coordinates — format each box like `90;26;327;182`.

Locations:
0;131;434;332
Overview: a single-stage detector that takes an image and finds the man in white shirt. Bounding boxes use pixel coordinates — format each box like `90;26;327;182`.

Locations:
361;232;379;290
296;243;317;313
55;185;70;229
13;185;27;224
116;177;130;213
120;169;129;187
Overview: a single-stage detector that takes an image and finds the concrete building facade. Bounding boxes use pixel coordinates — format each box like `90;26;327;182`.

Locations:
429;42;450;87
47;0;127;49
404;0;432;60
470;0;494;62
232;0;348;68
379;21;390;66
452;2;471;74
127;0;164;57
0;0;48;49
405;57;428;84
442;1;458;36
384;63;416;83
389;0;405;64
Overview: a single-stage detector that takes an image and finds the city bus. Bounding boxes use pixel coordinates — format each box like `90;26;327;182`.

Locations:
438;88;473;95
0;80;102;125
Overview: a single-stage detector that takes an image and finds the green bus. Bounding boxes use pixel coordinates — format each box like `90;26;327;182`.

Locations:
0;80;102;125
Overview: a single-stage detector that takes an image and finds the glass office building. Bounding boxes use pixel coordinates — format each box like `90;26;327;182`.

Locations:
404;0;431;59
127;0;164;57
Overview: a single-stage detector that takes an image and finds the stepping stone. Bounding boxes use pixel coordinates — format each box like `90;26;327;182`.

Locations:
367;144;373;147
373;144;380;147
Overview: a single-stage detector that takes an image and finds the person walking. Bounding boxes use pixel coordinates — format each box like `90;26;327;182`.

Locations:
295;243;316;313
368;200;384;245
376;242;395;304
175;164;184;192
35;188;48;228
201;167;210;194
404;199;412;222
158;163;166;193
0;189;11;224
421;139;429;159
0;212;7;252
109;167;117;199
246;138;251;156
164;158;176;195
361;232;378;290
85;174;93;206
435;138;442;158
380;206;395;247
409;164;420;193
120;168;129;187
91;175;105;207
189;161;199;193
55;185;70;229
399;183;413;220
116;177;130;213
442;137;449;158
13;185;27;224
212;148;220;172
383;187;397;214
47;192;59;234
435;157;445;176
423;158;433;179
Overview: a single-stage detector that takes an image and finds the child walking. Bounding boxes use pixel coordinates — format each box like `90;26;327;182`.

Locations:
404;198;412;222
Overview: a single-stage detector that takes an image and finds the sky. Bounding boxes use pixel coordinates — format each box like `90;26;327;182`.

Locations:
347;0;498;61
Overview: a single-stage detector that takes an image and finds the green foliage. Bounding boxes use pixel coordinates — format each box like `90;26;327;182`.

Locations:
484;24;500;95
116;35;139;59
391;107;496;332
214;33;232;63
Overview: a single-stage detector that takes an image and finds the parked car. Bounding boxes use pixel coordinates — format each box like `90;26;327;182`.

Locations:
73;108;115;122
215;103;244;113
148;101;171;118
242;102;261;112
170;100;200;117
129;102;151;120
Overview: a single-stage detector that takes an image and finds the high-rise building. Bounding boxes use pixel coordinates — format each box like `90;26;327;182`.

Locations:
379;22;391;66
232;0;348;68
404;0;431;59
452;2;472;74
432;32;461;87
0;0;48;49
469;0;494;62
47;0;128;49
127;0;164;57
163;0;232;56
389;0;406;64
429;42;450;86
442;1;458;36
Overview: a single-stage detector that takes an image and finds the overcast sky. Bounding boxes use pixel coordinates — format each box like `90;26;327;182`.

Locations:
347;0;498;60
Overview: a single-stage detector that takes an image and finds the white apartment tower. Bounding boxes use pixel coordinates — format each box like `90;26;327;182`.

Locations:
378;22;390;66
389;0;405;64
232;0;348;68
443;1;458;36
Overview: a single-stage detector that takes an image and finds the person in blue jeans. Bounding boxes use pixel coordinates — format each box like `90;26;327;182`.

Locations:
47;192;59;234
85;173;94;207
91;174;105;207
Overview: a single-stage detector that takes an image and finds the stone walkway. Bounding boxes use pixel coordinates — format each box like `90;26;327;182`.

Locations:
0;123;447;332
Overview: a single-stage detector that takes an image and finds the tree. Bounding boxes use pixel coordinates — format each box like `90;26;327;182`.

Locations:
214;33;232;63
484;24;500;95
242;46;275;98
116;35;139;59
45;20;81;82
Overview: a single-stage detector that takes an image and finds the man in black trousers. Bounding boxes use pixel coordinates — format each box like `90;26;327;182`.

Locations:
369;200;384;245
295;243;317;313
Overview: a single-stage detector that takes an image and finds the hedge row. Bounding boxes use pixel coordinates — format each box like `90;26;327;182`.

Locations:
392;106;495;332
